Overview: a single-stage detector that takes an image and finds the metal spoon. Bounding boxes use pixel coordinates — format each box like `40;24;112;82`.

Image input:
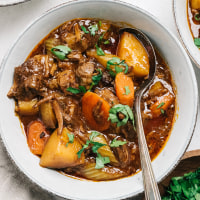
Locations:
119;28;161;200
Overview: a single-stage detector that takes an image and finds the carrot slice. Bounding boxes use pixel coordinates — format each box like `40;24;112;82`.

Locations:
115;72;134;107
82;92;110;131
150;93;175;118
27;120;50;155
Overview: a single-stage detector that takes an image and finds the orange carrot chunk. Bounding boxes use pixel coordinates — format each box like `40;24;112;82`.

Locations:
82;92;110;132
27;120;50;155
115;72;134;107
150;93;175;118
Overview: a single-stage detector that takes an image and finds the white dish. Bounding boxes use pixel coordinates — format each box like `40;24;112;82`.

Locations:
0;0;198;199
0;0;29;6
173;0;200;68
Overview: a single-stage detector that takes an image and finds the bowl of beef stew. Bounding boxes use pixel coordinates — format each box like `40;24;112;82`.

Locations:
173;0;200;68
0;0;198;199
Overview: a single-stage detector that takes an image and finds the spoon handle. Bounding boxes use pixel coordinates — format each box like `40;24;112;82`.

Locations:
135;94;161;200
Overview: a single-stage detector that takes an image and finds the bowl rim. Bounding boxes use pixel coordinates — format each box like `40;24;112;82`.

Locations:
173;0;200;68
0;0;30;7
0;0;198;199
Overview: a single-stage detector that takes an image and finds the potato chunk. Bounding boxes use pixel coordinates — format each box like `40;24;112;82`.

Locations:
87;49;120;68
117;32;150;77
191;0;200;9
40;128;85;168
40;102;57;129
16;98;39;115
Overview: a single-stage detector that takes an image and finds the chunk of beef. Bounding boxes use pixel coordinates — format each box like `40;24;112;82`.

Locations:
59;22;99;52
57;69;78;93
76;60;95;89
7;55;56;100
94;88;119;107
112;137;131;168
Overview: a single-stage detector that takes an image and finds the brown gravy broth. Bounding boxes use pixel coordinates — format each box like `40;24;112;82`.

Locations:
9;18;176;180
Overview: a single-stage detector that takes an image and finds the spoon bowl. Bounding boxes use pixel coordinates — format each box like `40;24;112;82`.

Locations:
119;28;161;200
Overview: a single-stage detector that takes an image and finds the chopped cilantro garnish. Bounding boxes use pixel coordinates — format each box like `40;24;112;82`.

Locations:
195;13;200;21
110;138;127;147
66;133;74;147
108;104;135;127
157;102;165;109
76;132;110;169
160;108;165;114
95;153;110;169
88;24;98;36
194;38;200;48
67;85;86;94
51;45;72;60
98;21;102;27
81;25;89;34
162;168;200;199
88;69;102;91
123;86;131;95
89;131;100;141
106;57;128;76
104;40;110;44
95;44;105;56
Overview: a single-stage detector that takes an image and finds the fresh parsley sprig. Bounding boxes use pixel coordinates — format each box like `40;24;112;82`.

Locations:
88;24;98;36
88;68;103;91
106;57;128;77
123;86;131;95
162;168;200;200
51;45;72;60
108;104;135;127
95;44;105;56
194;38;200;48
110;138;127;147
66;85;86;94
77;131;110;169
66;133;74;147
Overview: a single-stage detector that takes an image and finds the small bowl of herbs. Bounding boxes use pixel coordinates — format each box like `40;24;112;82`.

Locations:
160;150;200;200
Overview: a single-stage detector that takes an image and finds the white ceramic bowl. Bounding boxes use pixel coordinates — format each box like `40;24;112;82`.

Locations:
173;0;200;68
0;0;29;6
0;0;198;199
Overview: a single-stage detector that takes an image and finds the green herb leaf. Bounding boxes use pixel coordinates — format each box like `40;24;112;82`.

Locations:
162;167;200;199
115;66;123;74
79;85;87;93
98;32;105;42
90;131;100;141
91;142;106;153
195;13;200;21
110;138;127;147
194;38;200;48
98;21;102;27
51;45;72;60
108;104;135;127
104;40;110;44
95;44;105;56
123;86;131;95
88;24;98;36
66;133;74;147
157;102;165;109
77;140;90;158
91;68;102;87
160;108;165;114
106;57;128;76
76;137;109;169
66;86;86;94
81;25;89;34
95;154;110;169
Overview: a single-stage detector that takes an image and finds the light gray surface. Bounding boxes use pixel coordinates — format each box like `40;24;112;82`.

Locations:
0;0;199;199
